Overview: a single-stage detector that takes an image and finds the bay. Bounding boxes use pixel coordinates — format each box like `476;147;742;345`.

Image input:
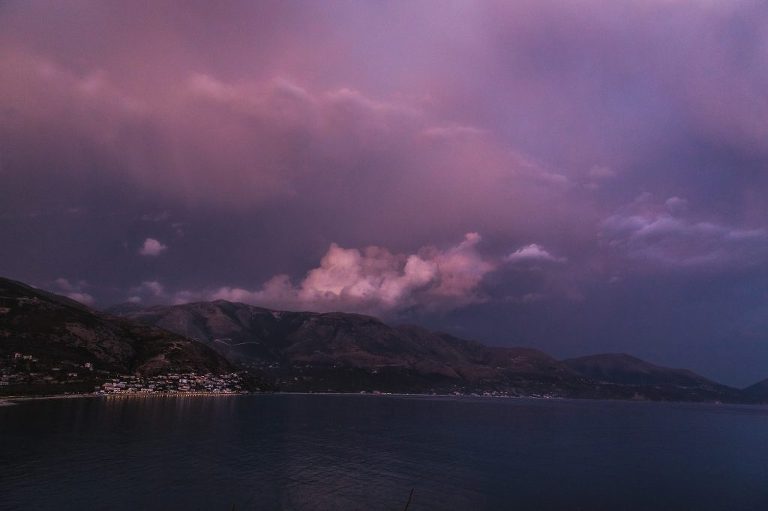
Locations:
1;394;767;510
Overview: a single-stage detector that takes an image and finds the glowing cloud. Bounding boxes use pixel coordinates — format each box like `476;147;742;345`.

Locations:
506;244;565;264
176;233;497;314
138;238;167;257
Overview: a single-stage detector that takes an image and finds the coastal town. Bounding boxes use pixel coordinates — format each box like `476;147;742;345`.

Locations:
1;351;247;396
0;351;101;388
98;372;245;395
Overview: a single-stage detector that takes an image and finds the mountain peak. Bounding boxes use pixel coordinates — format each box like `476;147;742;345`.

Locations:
1;277;233;378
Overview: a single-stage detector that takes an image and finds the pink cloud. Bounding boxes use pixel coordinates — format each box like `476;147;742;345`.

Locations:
65;292;95;306
0;45;580;249
175;233;498;314
138;238;167;256
506;244;566;264
52;277;94;305
601;197;768;269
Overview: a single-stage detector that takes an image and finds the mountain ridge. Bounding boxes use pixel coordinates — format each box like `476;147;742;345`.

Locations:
562;353;718;387
0;277;236;396
111;298;751;402
3;275;761;402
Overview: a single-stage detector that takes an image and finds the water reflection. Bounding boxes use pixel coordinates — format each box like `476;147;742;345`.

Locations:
2;395;768;510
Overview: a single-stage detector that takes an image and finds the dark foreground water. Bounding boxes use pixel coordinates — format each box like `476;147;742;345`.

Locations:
1;395;768;511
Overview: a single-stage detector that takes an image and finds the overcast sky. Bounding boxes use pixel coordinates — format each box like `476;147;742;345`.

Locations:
2;0;767;386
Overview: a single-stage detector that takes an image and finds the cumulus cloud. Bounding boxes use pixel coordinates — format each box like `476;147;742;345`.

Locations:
138;238;167;256
506;244;566;263
53;278;94;305
602;197;768;269
172;233;498;314
65;292;95;306
134;280;165;296
5;0;768;385
126;281;167;304
54;278;75;292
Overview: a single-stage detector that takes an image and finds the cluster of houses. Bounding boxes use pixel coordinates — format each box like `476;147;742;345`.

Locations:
99;372;245;395
1;351;97;387
2;352;247;396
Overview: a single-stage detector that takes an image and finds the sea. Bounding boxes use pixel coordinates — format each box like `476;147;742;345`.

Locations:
1;394;767;510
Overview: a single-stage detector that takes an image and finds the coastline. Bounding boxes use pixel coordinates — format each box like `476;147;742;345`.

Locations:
0;393;104;406
0;392;294;406
0;390;552;407
0;391;247;406
2;390;763;408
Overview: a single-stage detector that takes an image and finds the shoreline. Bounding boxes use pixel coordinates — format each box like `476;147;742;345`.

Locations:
0;391;248;406
2;390;764;408
0;393;104;406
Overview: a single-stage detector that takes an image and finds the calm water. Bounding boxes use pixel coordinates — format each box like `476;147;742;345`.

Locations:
1;394;768;511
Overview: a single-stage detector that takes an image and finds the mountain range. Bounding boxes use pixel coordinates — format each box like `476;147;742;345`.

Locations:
110;298;758;403
0;277;233;395
2;275;766;403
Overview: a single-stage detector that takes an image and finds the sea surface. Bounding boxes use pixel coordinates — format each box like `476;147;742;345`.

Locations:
1;394;767;510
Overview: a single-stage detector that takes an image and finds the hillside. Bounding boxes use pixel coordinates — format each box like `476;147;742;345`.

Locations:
563;353;716;386
2;274;748;402
110;300;587;395
743;378;768;403
0;277;234;395
113;300;743;401
562;353;740;402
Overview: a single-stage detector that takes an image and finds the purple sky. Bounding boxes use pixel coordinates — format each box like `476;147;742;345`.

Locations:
2;0;768;386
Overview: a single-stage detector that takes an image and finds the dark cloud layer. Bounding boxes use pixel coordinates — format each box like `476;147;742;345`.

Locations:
1;1;767;386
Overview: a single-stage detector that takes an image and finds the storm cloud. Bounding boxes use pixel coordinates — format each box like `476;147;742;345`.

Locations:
2;0;768;385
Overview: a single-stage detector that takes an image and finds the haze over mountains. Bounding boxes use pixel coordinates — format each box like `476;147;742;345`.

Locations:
4;0;768;392
0;277;232;385
562;354;721;388
111;297;759;403
2;275;766;403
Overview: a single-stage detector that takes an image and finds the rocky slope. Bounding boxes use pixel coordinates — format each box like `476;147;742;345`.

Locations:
743;378;768;403
6;275;755;402
113;300;746;401
0;277;233;380
110;300;582;394
563;353;740;402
